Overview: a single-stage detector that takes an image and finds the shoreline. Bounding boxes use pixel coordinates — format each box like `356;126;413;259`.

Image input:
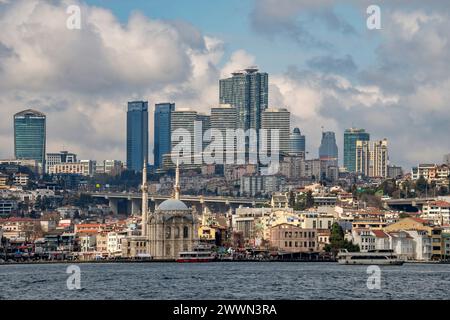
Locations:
0;259;335;265
1;259;448;266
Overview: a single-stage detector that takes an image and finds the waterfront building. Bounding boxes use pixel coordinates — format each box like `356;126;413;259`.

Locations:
261;108;290;154
126;101;148;172
269;223;318;253
46;151;77;173
154;103;175;169
289;128;306;156
344;128;370;172
318;131;338;163
384;217;443;260
147;162;198;259
219;67;268;132
14;109;46;172
107;231;126;257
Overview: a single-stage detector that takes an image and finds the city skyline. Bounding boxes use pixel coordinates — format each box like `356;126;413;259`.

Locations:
0;0;449;169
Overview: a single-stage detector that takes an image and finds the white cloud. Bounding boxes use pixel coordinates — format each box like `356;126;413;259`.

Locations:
0;0;228;163
0;0;449;170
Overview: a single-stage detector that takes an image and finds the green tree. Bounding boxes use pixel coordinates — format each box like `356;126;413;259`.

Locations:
324;223;359;257
415;175;428;195
293;191;315;210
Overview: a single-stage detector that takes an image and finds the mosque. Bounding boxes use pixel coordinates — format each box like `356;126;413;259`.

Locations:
122;161;198;259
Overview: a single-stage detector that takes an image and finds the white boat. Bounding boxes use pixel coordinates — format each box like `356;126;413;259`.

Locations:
176;244;215;263
337;249;404;265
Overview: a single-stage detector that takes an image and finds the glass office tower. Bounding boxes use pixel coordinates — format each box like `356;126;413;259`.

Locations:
319;131;338;161
14;109;46;171
344;128;370;172
219;67;268;132
154;103;175;169
289;127;306;155
127;101;148;172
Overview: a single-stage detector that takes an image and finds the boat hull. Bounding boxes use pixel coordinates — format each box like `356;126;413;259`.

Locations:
176;258;215;263
338;259;404;265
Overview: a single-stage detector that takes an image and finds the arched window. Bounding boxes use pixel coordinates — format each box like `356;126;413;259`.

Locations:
165;226;171;239
175;226;180;238
183;226;189;239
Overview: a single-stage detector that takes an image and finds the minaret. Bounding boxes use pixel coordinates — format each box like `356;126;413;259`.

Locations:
174;160;180;200
141;159;148;237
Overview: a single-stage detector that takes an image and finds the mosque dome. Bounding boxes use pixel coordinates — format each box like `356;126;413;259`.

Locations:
157;199;189;211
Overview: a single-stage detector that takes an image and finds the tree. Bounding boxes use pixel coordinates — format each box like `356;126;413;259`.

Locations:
399;212;410;219
293;191;315;211
324;223;359;257
415;175;428;195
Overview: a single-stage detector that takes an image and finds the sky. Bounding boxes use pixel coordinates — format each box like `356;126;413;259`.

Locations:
0;0;449;169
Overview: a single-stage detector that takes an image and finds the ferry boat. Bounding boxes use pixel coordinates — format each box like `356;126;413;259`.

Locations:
337;249;404;265
176;245;215;263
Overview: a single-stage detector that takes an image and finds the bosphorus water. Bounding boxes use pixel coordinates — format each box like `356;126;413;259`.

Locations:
1;262;449;300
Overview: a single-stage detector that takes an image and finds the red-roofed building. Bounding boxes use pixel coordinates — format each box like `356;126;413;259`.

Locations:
74;223;105;234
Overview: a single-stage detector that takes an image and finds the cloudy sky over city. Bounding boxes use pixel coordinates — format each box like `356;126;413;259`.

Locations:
0;0;449;168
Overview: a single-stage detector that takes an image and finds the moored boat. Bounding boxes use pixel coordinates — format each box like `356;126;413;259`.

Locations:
337;249;404;265
176;244;215;263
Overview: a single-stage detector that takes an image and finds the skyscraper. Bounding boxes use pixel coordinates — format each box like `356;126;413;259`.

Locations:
170;109;198;162
154;103;175;169
211;104;238;159
344;128;370;172
319;131;338;161
211;104;238;137
14;109;46;172
196;113;211;151
356;139;389;178
289;128;306;156
127;101;148;172
219;67;268;132
261;108;291;154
